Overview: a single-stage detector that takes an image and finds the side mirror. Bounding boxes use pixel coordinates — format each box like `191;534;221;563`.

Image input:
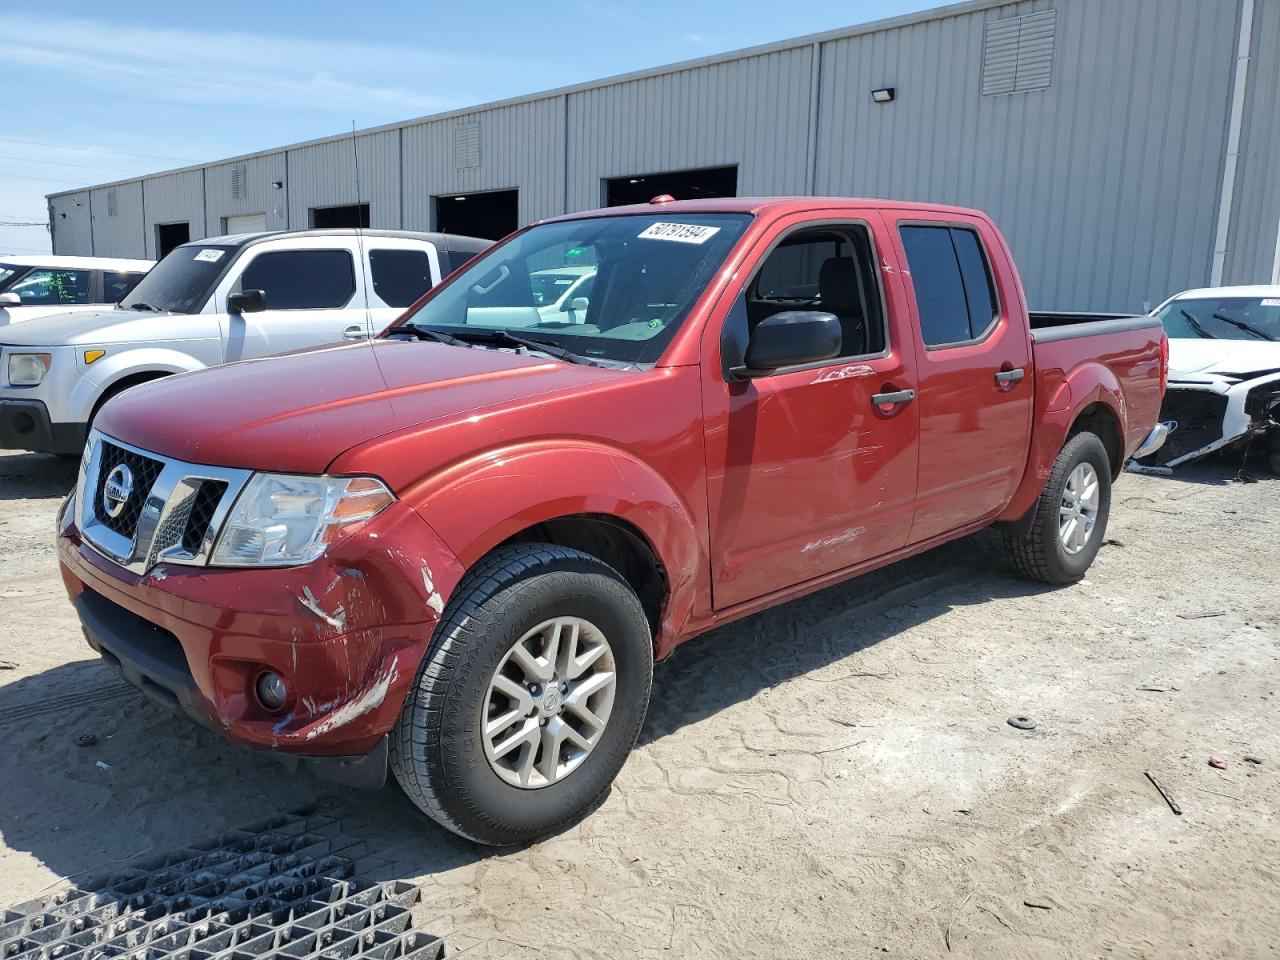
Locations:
0;293;20;306
735;311;842;377
227;289;266;314
565;297;589;313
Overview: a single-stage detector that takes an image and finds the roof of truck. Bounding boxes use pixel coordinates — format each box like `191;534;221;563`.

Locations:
0;254;153;271
187;228;491;253
545;196;989;222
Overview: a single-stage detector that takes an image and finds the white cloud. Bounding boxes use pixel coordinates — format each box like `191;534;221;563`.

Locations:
0;14;495;114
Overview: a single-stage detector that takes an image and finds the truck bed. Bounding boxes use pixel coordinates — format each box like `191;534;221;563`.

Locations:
1029;311;1161;343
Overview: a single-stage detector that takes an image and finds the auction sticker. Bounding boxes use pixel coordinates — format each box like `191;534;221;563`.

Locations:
1262;298;1280;307
194;249;225;263
638;222;721;244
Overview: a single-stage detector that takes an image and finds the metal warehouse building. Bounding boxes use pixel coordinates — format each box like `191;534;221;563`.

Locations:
47;0;1280;312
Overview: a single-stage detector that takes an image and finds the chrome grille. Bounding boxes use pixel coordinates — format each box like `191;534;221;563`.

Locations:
79;431;251;575
93;441;164;539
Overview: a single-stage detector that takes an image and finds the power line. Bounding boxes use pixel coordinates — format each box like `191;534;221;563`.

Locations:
0;153;145;175
0;135;194;164
0;171;87;185
0;220;48;227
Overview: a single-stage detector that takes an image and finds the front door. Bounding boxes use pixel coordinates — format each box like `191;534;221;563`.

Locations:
891;217;1033;544
702;212;921;609
219;244;369;361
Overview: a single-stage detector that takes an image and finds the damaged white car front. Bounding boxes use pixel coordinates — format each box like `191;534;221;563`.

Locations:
1139;287;1280;471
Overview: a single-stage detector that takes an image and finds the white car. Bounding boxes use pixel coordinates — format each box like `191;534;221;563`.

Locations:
1144;285;1280;471
0;255;152;325
530;265;596;322
0;228;489;456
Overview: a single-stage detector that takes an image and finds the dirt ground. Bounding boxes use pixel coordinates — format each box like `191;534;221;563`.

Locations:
1;446;1277;959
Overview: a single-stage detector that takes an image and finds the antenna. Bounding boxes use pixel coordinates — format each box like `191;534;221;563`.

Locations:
350;121;371;324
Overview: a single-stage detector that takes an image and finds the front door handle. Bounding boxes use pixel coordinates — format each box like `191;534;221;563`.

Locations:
995;368;1025;385
871;388;916;408
343;324;368;341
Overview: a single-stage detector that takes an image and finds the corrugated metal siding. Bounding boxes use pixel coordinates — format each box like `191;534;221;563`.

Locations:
1224;0;1280;284
88;182;145;258
204;153;287;233
286;131;400;228
48;193;93;256
566;47;814;211
141;170;205;258
816;0;1243;311
402;97;565;229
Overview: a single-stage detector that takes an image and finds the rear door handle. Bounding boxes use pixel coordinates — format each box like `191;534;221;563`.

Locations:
871;388;916;407
995;368;1025;384
343;324;368;341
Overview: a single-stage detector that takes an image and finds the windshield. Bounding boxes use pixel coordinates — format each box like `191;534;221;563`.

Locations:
0;263;23;291
1156;295;1280;342
398;213;752;366
121;244;238;314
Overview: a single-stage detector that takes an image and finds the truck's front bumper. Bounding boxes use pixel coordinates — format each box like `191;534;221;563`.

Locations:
0;399;85;455
56;496;466;787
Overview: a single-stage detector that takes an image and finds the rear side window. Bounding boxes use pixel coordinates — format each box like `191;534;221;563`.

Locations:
103;271;146;304
239;250;356;310
8;268;91;305
369;249;433;308
899;225;998;347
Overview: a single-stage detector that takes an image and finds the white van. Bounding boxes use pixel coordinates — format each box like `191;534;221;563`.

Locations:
0;255;153;325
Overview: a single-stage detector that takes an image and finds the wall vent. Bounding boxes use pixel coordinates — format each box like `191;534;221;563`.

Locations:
231;164;248;199
454;119;481;169
982;9;1057;96
105;189;118;217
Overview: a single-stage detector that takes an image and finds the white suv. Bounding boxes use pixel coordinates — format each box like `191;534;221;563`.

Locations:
0;229;489;455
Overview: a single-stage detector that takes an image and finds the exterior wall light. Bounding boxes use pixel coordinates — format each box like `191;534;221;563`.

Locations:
871;87;896;103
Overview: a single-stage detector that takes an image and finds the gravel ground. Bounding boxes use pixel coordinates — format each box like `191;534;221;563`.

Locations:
0;446;1276;958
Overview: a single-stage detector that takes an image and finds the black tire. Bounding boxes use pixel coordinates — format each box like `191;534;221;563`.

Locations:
390;543;653;846
1003;431;1112;585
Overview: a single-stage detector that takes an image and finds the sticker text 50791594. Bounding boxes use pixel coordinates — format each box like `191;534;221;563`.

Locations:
638;222;722;245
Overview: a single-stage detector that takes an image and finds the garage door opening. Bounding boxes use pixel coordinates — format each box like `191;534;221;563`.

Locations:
604;165;738;206
310;204;370;229
155;222;190;258
433;189;518;241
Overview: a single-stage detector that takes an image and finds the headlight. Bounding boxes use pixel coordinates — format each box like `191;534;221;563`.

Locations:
8;353;51;386
211;474;394;567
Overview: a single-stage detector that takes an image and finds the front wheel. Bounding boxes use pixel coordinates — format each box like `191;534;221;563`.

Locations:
1003;431;1112;584
390;544;653;846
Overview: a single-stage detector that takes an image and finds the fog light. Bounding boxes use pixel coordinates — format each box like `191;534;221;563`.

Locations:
255;671;288;711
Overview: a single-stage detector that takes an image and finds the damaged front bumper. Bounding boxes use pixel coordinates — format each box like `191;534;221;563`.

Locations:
1139;368;1280;467
56;495;465;788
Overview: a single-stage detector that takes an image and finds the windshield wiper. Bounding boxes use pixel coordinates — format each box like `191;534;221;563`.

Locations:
1212;312;1276;342
1180;309;1216;339
127;302;160;312
384;324;474;348
448;328;613;368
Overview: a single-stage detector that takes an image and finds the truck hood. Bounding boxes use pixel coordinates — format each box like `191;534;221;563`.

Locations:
1168;338;1280;379
95;339;625;475
0;307;183;346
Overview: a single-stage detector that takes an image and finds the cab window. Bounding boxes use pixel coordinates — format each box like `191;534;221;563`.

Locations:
239;250;356;310
723;224;887;369
7;268;91;305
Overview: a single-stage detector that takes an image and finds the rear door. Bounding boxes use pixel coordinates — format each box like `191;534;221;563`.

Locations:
890;215;1033;544
363;240;442;333
701;211;920;609
216;240;366;360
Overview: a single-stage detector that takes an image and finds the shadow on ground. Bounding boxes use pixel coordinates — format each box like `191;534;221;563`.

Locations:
0;450;77;501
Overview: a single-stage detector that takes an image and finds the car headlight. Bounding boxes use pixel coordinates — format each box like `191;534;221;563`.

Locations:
211;474;394;567
8;353;51;386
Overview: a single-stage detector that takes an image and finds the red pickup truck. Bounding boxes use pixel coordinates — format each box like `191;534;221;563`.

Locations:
56;197;1168;845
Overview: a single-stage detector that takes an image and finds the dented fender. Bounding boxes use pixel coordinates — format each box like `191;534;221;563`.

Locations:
402;440;703;648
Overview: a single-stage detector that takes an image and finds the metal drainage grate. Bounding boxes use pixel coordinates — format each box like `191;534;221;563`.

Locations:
0;807;459;960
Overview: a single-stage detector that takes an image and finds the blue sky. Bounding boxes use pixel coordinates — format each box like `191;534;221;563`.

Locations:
1;0;937;256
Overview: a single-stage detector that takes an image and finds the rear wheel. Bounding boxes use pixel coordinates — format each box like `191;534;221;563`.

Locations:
1004;431;1112;584
390;544;653;846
